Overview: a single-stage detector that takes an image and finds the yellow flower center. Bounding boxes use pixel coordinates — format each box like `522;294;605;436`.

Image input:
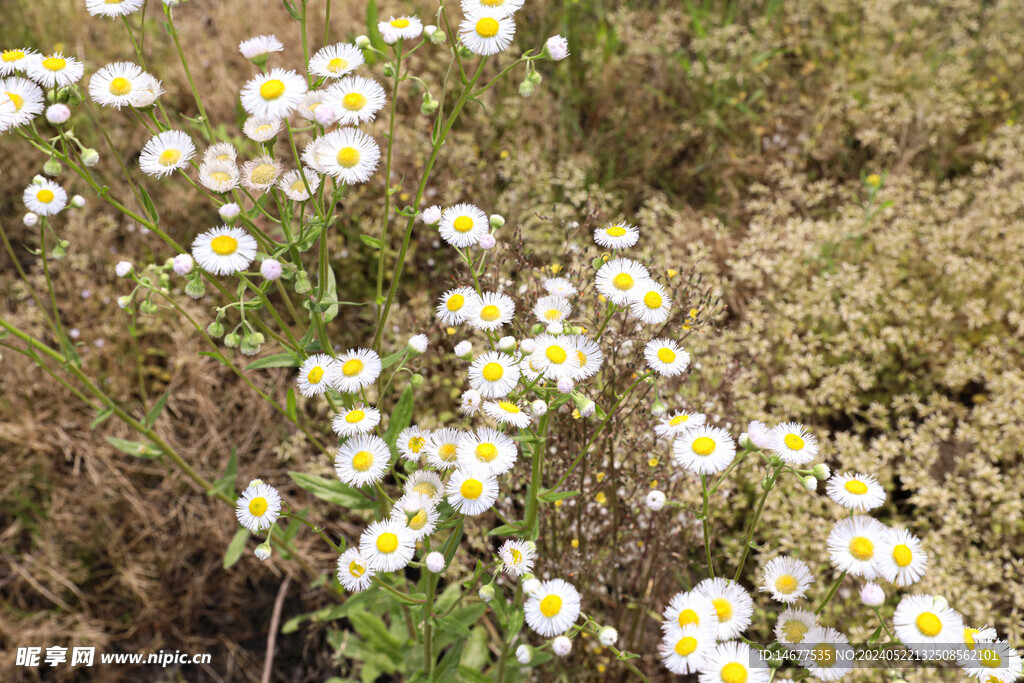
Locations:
475;17;500;38
480;0;505;5
349;560;365;577
577;351;588;366
438;443;458;462
643;291;663;309
546;346;567;364
720;662;748;683
775;575;798;594
210;171;234;185
109;77;132;96
678;608;699;628
307;366;324;384
336;147;360;168
812;644;836;668
408;436;425;453
42;56;66;71
36;189;55;203
657;348;676;364
327;57;348;73
916;612;942;637
352;450;373;472
964;628;979;649
390;18;410;28
674;636;698;656
2;50;25;62
259;79;285;100
413;481;437;497
540;594;562;617
446;294;465;311
460;479;483;499
612;272;634;290
783;620;809;642
345;409;365;423
248;496;268;516
845;480;868;495
6;91;23;110
290;179;307;193
476;443;498;462
342;359;363;376
376;532;399;553
979;649;1001;668
480;304;501;321
606;225;626;237
849;536;874;561
498;401;520;413
343;92;367;111
692;437;716;456
784;433;805;450
409;509;428;530
510;548;522;564
482;362;504;382
158;149;182;167
210;235;238;255
544;308;562;321
669;415;688;426
453;216;474;233
712;598;733;623
893;544;913;567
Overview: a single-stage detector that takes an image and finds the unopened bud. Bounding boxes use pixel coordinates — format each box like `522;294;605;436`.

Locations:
43;158;62;176
81;148;100;167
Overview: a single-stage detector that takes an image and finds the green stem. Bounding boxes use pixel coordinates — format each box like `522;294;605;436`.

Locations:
701;475;715;578
164;5;215;141
733;463;782;582
375;46;403;314
815;570;847;615
521;411;550;540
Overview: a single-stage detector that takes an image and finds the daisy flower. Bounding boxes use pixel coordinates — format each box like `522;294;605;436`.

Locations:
439;203;489;247
498;539;535;577
139;130;195;177
198;160;239;193
296;353;336;397
544;277;577;298
301;136;328;173
298;90;328;121
329;348;381;393
660;625;713;676
594;222;639;250
661;590;719;634
239;35;284;59
460;389;482;415
893;594;964;658
325;76;386;125
770;422;818;465
335;434;390;487
240;68;307;120
88;62;147;108
314;127;380;184
337;547;375;592
673;425;737;475
85;0;145;18
240;155;283;192
962;625;998;658
129;73;163;107
530;334;581;380
468;351;521;398
461;0;523;17
0;77;43;131
694;578;754;641
464;292;515;331
876;527;928;587
332;404;381;436
654;411;706;440
760;556;815;604
568;335;604;380
799;626;854;681
826;515;888;579
203;142;237;165
403;470;443;503
0;48;38;76
191;226;257;275
279;168;321;201
775;607;818;648
524;579;581;637
22;180;66;216
826;472;886;511
446;465;499;516
26;52;84;88
396;425;429;462
961;640;1020;681
697;641;770;683
459;11;516;56
595;258;650;306
483;400;532;428
425;427;465;470
629;280;672;324
436;287;479;325
235;481;282;533
644;338;690;376
391;493;439;541
309;43;364;79
359;520;416;573
242;116;281;142
379;16;423;43
457;427;518;475
533;295;572;325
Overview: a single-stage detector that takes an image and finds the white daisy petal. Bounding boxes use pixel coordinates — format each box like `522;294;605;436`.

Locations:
191;226;257;275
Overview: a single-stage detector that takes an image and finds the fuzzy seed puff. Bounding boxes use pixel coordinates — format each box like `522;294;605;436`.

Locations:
661;590;719;635
697;641;770;683
296;354;336;397
139;130;195;177
22;179;66;215
654;411;706;440
660;624;713;676
325;76;387;126
759;556;815;604
468;351;521;398
191;226;257;275
798;626;855;681
396;425;429;462
459;11;516;56
456;427;518;475
26;52;84;88
332;404;381;436
826;515;888;579
482;400;532;428
314;127;381;184
876;527;928;587
337;547;375;592
525;579;581;637
465;292;515;331
308;43;364;80
693;578;754;641
439;203;489;247
445;466;499;516
436;287;479;325
594;222;639;250
893;594;964;659
595;258;650;306
770;422;818;465
359;520;416;573
644;338;690;376
329;348;382;393
403;470;444;503
235;481;282;533
673;425;737;475
240;68;307;119
498;539;535;577
826;472;886;511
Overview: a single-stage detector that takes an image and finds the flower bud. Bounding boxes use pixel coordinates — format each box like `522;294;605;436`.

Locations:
860;582;885;607
546;321;563;335
515;644;531;665
207;320;225;338
523;578;541;595
557;377;574;394
520;339;537;354
454;340;473;359
747;420;777;450
425;551;445;573
813;463;831;480
518;79;536;98
240;331;265;356
254;542;272;561
552;635;572;657
645;490;666;511
117;294;133;309
184;275;206;299
115;261;133;278
488;214;505;230
531;399;548;416
478;585;495;602
173;253;194;275
545;35;570;61
598;626;618;647
219;202;241;222
43;158;62;176
355;35;371;48
458;45;473;59
223;332;241;348
651;400;667;417
498;336;516;352
294;271;312;294
408;333;429;354
410;373;424;386
71;194;85;208
314;104;337;127
801;475;817;492
478;233;496;249
420;205;441;224
45;103;71;125
527;71;543;86
139;300;158;314
382;63;396;78
81;148;100;167
260;258;282;281
23;212;39;227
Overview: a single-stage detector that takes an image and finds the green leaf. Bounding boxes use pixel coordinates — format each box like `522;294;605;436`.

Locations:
288;471;377;509
245;352;300;371
349;609;402;657
433;616;472;639
538;490;579;503
90;407;114;429
486;523;521;537
145;390;171;427
456;667;490;683
383;385;414;459
208;447;238;499
223;527;249;569
105;436;162;458
286;387;298;422
365;0;388;54
381;349;408;369
199;350;231;367
431;640;464;683
138;186;159;225
359;234;382;249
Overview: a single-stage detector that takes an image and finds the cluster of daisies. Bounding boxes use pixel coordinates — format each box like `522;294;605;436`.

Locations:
1;48;81;135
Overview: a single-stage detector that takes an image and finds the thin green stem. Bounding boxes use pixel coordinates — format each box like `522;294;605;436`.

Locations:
733;463;783;582
701;475;715;578
815;570;847;615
